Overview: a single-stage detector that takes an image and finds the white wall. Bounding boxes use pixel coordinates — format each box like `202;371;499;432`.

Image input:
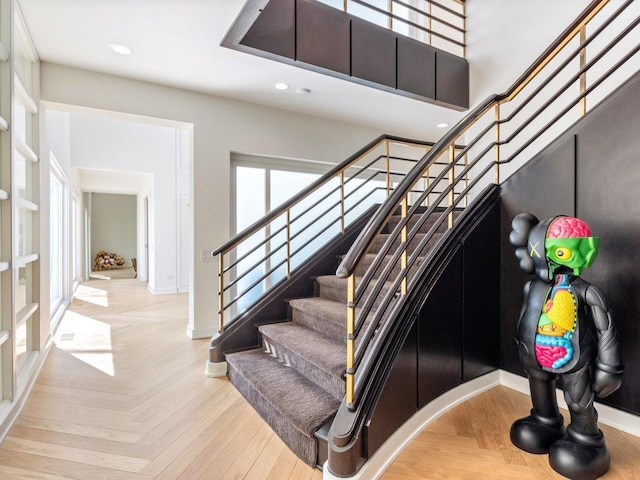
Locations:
39;63;385;338
68;112;181;294
90;193;137;268
466;0;591;105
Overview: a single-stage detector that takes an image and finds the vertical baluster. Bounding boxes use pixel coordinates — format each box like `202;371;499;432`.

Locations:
579;25;587;116
494;104;501;185
462;2;467;58
286;210;291;278
218;253;225;333
385;139;391;198
464;150;469;207
346;274;356;406
424;172;430;208
448;144;455;229
340;171;345;234
401;195;408;295
427;0;432;46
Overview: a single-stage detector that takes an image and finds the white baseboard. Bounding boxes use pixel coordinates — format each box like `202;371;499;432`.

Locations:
206;360;227;378
187;325;217;339
146;285;178;295
323;369;640;480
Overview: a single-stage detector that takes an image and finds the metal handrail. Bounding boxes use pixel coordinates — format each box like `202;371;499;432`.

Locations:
337;0;640;409
213;135;436;332
328;0;466;56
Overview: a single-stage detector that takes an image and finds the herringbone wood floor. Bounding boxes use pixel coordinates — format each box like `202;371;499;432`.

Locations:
1;279;638;479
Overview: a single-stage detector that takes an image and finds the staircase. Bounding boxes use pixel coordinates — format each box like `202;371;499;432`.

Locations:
214;2;638;475
225;211;444;466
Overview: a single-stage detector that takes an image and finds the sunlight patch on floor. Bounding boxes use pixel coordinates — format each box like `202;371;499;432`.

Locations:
74;284;109;307
55;310;115;376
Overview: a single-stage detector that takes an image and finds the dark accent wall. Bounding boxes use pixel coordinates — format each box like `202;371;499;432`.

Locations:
500;72;640;416
224;0;469;110
363;196;501;458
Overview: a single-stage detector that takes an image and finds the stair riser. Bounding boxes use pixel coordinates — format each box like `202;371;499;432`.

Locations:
291;307;345;342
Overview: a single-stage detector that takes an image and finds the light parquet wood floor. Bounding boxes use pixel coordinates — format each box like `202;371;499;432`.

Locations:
0;279;320;480
1;279;638;479
382;380;640;480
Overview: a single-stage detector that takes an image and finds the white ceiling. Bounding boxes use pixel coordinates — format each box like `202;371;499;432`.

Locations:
16;0;591;141
17;0;469;140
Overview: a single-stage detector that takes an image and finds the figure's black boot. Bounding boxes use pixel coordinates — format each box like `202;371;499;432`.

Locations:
510;409;566;454
548;426;609;480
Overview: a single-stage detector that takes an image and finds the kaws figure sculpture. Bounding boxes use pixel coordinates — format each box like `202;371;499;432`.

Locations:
509;213;623;480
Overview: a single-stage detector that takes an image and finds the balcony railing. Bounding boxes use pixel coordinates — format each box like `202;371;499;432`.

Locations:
317;0;466;57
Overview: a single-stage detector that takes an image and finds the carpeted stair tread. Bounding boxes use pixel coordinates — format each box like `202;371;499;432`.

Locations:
371;231;443;255
288;296;346;341
315;274;397;306
370;232;427;253
226;348;340;466
384;211;459;234
260;322;345;399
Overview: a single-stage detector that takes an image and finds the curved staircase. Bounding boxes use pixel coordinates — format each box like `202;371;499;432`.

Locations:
225;212;444;466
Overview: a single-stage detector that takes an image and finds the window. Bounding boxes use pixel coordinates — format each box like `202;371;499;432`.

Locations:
232;155;385;312
0;1;41;418
50;155;65;317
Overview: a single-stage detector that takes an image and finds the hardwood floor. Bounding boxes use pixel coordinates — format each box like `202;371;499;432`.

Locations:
0;279;320;480
1;279;638;479
382;386;640;480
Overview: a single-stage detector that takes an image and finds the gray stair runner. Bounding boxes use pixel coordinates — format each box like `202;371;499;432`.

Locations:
224;212;446;466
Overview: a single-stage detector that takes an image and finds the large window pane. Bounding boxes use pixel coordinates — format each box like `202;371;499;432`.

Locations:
50;172;63;310
14;25;33;97
14;150;31;201
15;263;33;314
13;95;30;142
15;314;33;375
16;207;33;257
235;166;266;312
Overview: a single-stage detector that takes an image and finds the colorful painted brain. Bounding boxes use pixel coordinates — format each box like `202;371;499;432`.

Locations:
547;216;592;238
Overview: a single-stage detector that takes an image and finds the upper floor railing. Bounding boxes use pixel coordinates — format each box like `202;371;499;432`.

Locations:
316;0;466;57
333;0;640;413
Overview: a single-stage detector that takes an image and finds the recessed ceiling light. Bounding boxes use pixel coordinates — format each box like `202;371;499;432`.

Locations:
296;88;311;94
274;82;289;90
109;43;133;55
437;123;449;128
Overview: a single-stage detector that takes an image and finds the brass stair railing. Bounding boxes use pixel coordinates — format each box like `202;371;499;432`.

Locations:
333;0;640;413
213;135;445;332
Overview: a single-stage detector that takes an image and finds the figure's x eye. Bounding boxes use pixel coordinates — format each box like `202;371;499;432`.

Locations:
555;247;573;260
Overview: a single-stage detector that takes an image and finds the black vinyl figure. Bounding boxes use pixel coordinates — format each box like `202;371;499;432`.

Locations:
509;213;623;480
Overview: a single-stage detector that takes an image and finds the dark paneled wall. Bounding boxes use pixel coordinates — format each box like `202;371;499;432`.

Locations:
365;199;501;458
500;73;640;415
418;251;464;406
231;0;468;110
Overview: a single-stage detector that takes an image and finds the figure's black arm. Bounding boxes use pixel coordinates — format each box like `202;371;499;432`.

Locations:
585;284;623;397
